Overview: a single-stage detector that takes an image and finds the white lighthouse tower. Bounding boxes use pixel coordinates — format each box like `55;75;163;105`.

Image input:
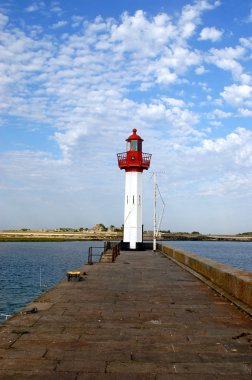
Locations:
117;129;151;249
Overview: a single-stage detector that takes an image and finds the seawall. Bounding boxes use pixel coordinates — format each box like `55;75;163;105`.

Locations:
157;243;252;314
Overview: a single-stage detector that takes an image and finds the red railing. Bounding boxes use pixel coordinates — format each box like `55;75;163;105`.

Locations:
117;152;151;170
117;152;127;165
88;242;107;264
112;243;120;262
88;241;120;264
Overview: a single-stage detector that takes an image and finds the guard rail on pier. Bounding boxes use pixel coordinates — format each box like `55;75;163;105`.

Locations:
111;242;120;262
88;242;106;265
88;241;120;264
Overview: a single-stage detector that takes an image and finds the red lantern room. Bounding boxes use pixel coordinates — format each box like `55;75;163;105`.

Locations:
117;129;151;172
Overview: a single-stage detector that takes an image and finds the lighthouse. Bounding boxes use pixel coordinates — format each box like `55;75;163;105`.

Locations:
117;129;151;249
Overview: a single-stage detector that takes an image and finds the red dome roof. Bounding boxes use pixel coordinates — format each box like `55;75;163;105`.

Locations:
126;128;143;141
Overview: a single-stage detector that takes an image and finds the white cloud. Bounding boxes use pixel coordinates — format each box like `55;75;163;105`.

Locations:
72;15;85;28
25;1;45;13
162;97;185;107
239;37;252;49
248;7;252;22
51;20;68;29
221;84;252;107
198;82;211;92
133;99;200;139
0;5;225;161
155;68;178;85
199;27;223;41
178;0;221;39
195;65;206;75
207;46;247;82
151;127;252;211
110;10;176;57
238;108;252;117
209;120;222;127
212;109;232;118
0;12;8;28
198;173;252;198
198;128;252;159
50;1;63;15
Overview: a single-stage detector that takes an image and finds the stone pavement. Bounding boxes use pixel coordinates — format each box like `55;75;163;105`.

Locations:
0;249;251;379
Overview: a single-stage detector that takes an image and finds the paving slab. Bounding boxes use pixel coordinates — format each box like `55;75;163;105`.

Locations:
0;249;251;379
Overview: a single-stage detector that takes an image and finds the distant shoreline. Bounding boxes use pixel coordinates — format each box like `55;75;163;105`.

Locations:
0;231;122;242
0;231;251;242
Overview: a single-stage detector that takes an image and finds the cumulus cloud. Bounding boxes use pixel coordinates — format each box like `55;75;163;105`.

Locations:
178;0;221;39
152;126;252;211
0;12;8;28
50;1;63;15
0;3;249;153
110;10;176;57
0;4;211;154
207;46;248;82
72;15;85;28
137;100;199;138
51;20;68;29
183;129;252;193
212;109;232;118
198;173;252;198
238;108;252;117
195;65;206;74
221;84;252;107
199;27;223;41
239;37;252;49
162;97;186;107
25;1;45;13
199;128;251;155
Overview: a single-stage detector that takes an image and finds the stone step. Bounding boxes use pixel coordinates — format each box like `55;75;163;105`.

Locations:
100;249;113;263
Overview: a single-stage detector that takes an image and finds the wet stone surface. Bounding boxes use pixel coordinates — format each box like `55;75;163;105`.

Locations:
0;249;251;379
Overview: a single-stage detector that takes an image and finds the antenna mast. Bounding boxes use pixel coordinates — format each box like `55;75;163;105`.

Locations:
153;171;165;251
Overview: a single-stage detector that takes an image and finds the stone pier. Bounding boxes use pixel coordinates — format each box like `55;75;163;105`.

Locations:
0;249;251;379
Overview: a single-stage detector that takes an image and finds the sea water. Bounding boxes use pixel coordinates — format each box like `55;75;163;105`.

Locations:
0;241;104;322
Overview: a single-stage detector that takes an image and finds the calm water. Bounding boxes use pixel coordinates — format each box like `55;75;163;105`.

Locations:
0;241;104;323
164;240;252;273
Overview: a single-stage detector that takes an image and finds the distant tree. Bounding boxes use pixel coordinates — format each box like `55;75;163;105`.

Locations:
192;231;200;235
238;232;252;236
94;223;107;231
114;227;123;232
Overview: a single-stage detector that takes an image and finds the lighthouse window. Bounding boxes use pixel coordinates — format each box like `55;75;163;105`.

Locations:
138;195;141;205
130;140;138;151
133;195;135;204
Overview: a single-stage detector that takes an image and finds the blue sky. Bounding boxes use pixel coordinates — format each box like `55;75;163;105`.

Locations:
0;0;252;233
